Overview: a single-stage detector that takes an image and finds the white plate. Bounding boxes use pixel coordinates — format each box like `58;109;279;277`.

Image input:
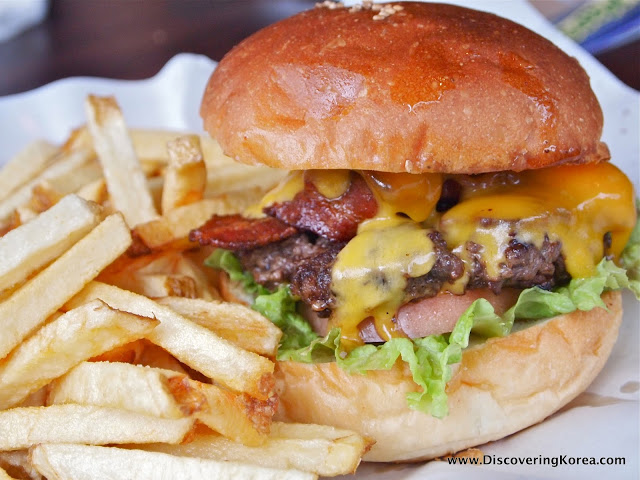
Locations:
0;1;638;479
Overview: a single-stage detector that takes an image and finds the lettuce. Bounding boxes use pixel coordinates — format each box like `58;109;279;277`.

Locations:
206;246;638;418
204;249;269;297
620;199;640;298
253;285;318;351
206;249;317;350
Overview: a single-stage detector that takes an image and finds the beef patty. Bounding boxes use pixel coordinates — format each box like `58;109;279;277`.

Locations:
237;231;569;317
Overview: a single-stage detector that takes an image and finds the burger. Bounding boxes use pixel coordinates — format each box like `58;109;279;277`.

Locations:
189;1;639;462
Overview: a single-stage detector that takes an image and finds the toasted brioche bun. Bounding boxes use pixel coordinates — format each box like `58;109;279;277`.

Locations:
201;2;608;174
274;291;622;462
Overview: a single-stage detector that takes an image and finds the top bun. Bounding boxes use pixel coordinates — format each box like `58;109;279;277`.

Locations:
201;2;608;174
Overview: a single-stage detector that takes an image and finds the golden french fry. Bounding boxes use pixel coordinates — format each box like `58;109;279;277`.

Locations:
18;386;48;408
0;213;132;359
0;194;102;293
0;405;193;450
31;444;317;480
85;95;159;227
130;129;185;163
0;300;158;409
0;451;39;480
171;253;221;300
13;206;38;227
49;362;273;445
136;342;187;374
162;135;207;214
67;282;275;400
0;140;58;202
166;373;274;445
100;251;218;300
0;466;15;480
130;129;286;195
206;167;287;199
140;422;372;477
131;130;282;194
46;159;103;196
47;362;184;419
197;133;286;196
141;158;168;177
157;297;281;357
147;175;164;212
76;178;107;204
61;125;92;152
89;339;146;364
129;273;198;299
0;148;93;221
133;198;241;251
27;181;62;213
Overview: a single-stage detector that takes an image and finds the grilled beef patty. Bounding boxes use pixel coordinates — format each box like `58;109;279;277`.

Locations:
236;231;569;316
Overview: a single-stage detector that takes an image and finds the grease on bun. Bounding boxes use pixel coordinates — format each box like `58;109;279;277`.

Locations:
201;2;608;173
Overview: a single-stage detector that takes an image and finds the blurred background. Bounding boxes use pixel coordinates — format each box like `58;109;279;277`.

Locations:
0;0;638;96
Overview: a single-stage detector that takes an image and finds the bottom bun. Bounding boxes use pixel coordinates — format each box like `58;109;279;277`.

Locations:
274;291;623;462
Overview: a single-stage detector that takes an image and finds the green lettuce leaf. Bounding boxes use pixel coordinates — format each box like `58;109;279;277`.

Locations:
206;248;638;417
205;249;269;297
620;199;640;298
253;285;318;351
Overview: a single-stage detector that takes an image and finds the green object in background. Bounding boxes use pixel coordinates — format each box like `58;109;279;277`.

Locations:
557;0;640;42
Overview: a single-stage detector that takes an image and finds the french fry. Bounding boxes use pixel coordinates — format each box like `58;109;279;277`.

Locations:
0;450;41;480
147;175;164;212
85;95;159;227
76;178;107;204
0;466;15;480
89;339;146;364
18;386;48;408
0;300;158;409
156;297;282;357
0;213;132;359
47;362;184;419
27;181;62;213
44;158;102;197
0;140;57;202
166;374;274;446
61;125;92;152
67;282;275;399
48;362;273;445
130;129;186;163
162;135;207;213
136;342;187;374
0;194;102;293
31;444;317;480
129;273;198;299
140;422;372;477
13;206;38;227
170;253;221;300
99;250;210;295
206;167;287;198
133;197;242;250
0;148;93;221
0;405;193;450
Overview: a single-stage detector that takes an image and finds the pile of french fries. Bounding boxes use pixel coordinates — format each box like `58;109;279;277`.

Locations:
0;95;372;480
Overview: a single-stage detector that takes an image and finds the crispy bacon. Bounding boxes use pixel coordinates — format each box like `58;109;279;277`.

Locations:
264;173;378;242
189;214;297;250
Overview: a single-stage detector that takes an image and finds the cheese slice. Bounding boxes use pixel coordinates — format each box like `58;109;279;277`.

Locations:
249;163;636;346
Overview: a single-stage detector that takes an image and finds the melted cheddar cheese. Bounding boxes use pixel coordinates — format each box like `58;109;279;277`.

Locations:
441;163;636;281
331;218;437;346
252;163;636;347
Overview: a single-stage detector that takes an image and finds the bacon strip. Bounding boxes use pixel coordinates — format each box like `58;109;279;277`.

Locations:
264;173;378;242
189;214;297;250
